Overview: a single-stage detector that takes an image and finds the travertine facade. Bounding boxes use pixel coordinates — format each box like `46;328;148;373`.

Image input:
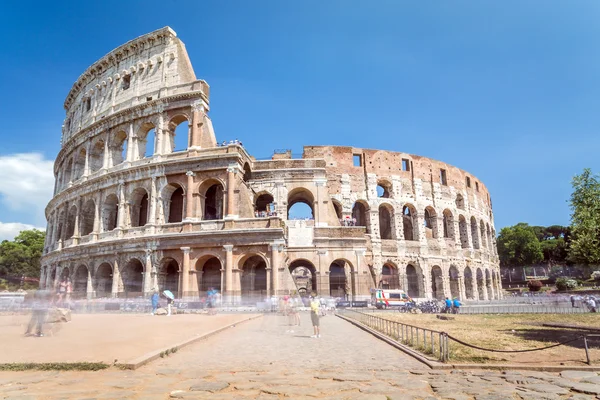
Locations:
40;27;501;302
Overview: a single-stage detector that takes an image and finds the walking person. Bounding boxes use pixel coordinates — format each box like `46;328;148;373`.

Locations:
444;297;452;314
25;290;50;337
65;278;72;308
452;297;462;314
310;293;321;338
570;295;575;308
150;291;160;315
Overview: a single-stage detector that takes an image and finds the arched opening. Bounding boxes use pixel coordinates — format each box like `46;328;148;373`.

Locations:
255;193;274;217
63;159;74;186
352;201;370;233
402;204;417;241
406;264;422;298
243;163;252;182
376;181;392;198
424;207;438;239
378;204;395;240
166;115;189;153
458;215;469;248
289;259;317;296
66;205;78;238
203;183;224;220
137;123;156;159
431;265;444;300
480;220;487;250
456;194;465;210
102;194;119;231
464;266;474;299
160;259;179;297
471;217;480;249
74;265;89;296
122;259;144;295
240;255;267;300
50;267;56;285
80;199;95;236
73;148;86;181
485;269;493;299
380;263;399;289
443;209;454;239
329;261;348;299
168;186;184;223
95;263;113;297
197;257;222;292
487;224;493;253
476;268;485;300
111;130;128;165
89;140;105;173
130;188;149;227
332;199;343;221
287;188;314;220
449;265;460;299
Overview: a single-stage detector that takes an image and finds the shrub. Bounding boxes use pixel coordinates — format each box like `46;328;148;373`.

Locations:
555;277;578;291
527;280;543;292
591;271;600;281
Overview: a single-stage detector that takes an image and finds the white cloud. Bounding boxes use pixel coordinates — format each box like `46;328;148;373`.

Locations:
0;153;54;225
0;222;45;242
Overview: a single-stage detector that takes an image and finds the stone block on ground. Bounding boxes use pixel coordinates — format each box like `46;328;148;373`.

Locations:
155;308;167;315
46;307;71;323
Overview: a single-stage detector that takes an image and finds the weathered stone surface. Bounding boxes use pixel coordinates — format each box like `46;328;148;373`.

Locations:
518;383;570;395
570;382;600;395
47;307;71;323
189;381;229;392
560;370;597;380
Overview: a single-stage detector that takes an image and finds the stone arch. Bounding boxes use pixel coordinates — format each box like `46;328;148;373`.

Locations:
443;209;455;239
111;130;128;165
485;269;493;299
464;266;474;299
66;205;78;238
456;194;465;210
458;215;469;248
402;204;418;241
243;162;252;182
380;262;400;289
352;200;370;233
449;265;460;299
196;255;222;292
166;114;190;153
424;206;438;239
287;187;315;220
486;223;493;252
331;198;343;221
201;180;224;221
73;264;89;295
255;192;274;215
480;220;487;250
406;263;423;298
63;158;74;186
73;148;86;181
56;209;65;242
376;179;392;198
162;183;185;223
289;259;317;296
122;258;144;295
80;199;95;236
431;265;444;300
378;203;395;240
239;254;268;298
329;259;353;299
95;263;113;297
471;217;480;249
102;194;119;231
476;268;485;300
159;258;180;296
137;122;156;159
89;139;105;172
130;187;149;227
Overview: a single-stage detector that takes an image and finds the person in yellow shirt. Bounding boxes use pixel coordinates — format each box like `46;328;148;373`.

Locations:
310;293;321;338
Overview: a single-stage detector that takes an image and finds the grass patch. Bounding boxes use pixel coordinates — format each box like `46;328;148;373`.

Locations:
0;362;109;371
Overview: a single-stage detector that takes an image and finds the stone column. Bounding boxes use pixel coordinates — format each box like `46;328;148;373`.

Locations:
126;123;134;162
83;142;91;179
471;272;478;301
317;249;329;295
72;202;81;245
354;249;366;300
265;266;271;295
223;245;234;302
458;274;466;301
86;268;93;300
112;260;120;298
189;102;202;149
226;165;238;219
269;242;282;296
116;180;126;236
185;171;195;220
143;250;153;295
148;176;158;232
314;179;326;227
102;136;110;171
181;247;191;299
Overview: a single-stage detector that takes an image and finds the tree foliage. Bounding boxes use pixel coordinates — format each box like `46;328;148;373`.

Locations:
0;229;45;280
497;223;544;267
568;168;600;265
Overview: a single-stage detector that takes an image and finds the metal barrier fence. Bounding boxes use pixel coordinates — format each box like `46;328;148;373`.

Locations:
339;309;449;362
460;305;588;314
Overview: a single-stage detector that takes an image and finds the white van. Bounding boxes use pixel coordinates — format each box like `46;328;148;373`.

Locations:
371;289;412;309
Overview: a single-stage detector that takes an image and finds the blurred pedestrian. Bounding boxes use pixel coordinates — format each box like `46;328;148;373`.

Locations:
444;297;452;313
151;291;160;315
310;293;321;338
452;298;461;314
25;290;50;337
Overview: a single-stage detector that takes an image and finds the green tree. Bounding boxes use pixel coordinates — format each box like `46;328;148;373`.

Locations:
497;223;543;267
568;169;600;264
0;229;45;279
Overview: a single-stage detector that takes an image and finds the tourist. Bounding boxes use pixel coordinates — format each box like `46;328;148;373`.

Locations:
207;287;217;315
25;290;50;337
444;297;452;313
56;278;67;306
151;291;160;315
452;297;461;314
586;297;597;313
65;278;72;307
310;293;321;338
570;295;575;308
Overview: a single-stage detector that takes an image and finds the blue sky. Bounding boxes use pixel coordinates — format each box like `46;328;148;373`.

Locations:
0;1;599;240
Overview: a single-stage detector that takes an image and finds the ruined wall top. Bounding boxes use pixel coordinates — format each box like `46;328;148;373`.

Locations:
61;27;207;146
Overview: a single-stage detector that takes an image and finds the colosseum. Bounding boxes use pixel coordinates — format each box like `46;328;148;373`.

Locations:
39;27;502;304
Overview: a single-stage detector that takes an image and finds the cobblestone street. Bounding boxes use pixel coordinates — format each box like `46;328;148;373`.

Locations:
0;314;599;399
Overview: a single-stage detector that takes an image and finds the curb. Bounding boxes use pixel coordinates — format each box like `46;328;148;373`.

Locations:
117;314;262;370
336;314;600;372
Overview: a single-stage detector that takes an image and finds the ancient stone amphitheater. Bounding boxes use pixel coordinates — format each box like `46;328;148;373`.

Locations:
40;27;501;303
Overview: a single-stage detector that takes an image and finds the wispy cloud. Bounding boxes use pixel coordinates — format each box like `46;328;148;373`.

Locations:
0;221;45;242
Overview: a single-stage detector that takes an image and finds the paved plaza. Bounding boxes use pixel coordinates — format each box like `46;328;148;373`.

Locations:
0;313;599;399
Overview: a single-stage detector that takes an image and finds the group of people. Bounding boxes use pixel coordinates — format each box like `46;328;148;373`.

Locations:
254;210;278;218
444;297;462;314
569;295;597;312
150;287;220;316
217;139;243;147
280;293;324;338
340;217;357;226
55;278;73;307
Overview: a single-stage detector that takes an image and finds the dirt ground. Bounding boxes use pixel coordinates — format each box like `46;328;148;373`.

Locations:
0;313;258;364
380;312;600;365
